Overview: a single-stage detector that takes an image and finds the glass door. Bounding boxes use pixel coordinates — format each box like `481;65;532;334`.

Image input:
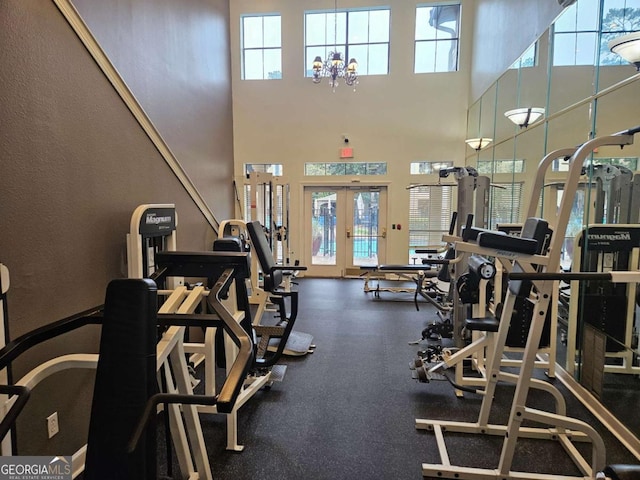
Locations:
304;186;386;277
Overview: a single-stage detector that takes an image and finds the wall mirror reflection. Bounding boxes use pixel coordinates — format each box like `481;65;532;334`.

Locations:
471;0;640;447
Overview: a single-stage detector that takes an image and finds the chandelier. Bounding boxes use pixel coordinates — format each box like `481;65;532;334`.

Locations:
311;1;359;91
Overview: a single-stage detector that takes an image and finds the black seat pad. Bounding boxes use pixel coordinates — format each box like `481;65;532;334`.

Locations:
465;317;500;332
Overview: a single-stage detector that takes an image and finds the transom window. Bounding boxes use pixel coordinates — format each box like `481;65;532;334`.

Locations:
477;159;525;174
552;156;638;172
304;8;390;77
553;0;640;67
241;14;282;80
414;3;461;73
305;162;387;175
410;161;454;174
244;163;283;176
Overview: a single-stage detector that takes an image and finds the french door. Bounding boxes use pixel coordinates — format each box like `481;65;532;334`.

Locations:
304;186;387;277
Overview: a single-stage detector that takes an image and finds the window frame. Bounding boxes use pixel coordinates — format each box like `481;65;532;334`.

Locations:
304;7;391;77
414;2;462;74
552;0;640;67
241;13;282;80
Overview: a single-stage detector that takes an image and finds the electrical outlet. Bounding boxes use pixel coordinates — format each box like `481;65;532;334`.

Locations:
47;412;59;439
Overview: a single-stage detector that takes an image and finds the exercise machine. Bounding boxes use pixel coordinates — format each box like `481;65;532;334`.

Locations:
416;126;640;480
564;224;640;381
508;270;640;480
0;263;12;455
0;260;254;479
127;204;295;452
242;171;291;264
216;219;313;357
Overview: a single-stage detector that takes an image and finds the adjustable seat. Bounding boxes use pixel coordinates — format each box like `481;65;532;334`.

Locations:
245;221;313;356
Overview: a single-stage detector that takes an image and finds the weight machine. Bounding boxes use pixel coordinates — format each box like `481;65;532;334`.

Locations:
127;204;292;453
242;171;292;264
217;218;313;357
564;225;640;382
0;263;12;455
589;164;639;225
415;126;640;480
370;167;489;299
0;258;254;479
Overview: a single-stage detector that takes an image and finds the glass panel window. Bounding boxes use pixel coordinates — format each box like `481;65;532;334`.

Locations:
244;163;283;176
242;14;282;80
367;163;388;175
304;8;390;77
414;4;461;73
352;191;380;267
410;161;454;174
305;162;388;175
311;191;337;265
477;159;525;174
600;1;640;66
552;0;640;67
552;156;638;171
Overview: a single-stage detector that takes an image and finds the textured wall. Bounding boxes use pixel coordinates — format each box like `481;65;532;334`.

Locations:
0;0;232;455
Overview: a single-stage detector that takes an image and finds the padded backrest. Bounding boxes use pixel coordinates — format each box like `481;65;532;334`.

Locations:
437;247;456;283
520;217;551;255
213;236;245;252
84;278;158;480
246;221;282;292
509;217;551;297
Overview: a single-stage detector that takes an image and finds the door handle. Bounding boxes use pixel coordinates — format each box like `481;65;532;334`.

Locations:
349;229;386;239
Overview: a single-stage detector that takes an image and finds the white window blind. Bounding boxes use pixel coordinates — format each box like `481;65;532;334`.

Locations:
490;182;523;229
409;185;453;247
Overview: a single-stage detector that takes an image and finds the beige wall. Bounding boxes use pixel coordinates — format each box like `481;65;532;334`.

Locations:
229;0;565;267
230;0;475;266
0;0;233;455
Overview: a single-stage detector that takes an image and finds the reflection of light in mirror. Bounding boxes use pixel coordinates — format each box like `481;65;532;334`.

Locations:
465;138;492;150
504;107;545;128
609;32;640;70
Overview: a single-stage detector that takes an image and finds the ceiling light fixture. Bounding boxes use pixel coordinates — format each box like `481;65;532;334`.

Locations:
465;138;493;151
312;0;359;91
609;31;640;71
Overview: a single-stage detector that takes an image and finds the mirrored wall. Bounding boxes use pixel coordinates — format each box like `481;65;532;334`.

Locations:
467;0;640;442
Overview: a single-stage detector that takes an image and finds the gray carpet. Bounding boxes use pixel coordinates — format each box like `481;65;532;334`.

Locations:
159;277;638;479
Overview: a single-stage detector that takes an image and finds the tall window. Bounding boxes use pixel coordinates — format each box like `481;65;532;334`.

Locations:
241;14;282;79
408;186;453;260
304;8;390;76
553;0;640;67
414;3;461;73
